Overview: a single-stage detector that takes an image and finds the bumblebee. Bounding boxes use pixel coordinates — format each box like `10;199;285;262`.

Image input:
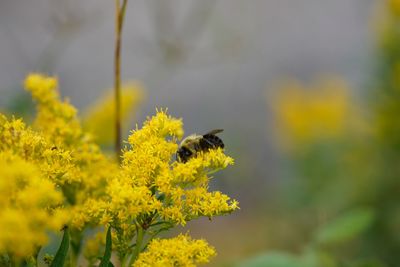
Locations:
176;129;224;163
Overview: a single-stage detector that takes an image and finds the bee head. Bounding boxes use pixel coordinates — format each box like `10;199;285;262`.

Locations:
176;146;193;163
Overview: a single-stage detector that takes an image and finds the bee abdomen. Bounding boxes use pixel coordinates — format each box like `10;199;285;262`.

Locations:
200;134;224;150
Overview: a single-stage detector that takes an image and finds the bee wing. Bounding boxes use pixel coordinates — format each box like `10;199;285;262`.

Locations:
204;129;224;136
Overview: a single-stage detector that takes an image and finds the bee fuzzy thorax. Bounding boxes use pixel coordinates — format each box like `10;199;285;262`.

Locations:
180;135;202;148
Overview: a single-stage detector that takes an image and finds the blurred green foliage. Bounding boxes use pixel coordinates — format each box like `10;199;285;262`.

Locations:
314;208;374;247
237;1;400;266
237;209;376;267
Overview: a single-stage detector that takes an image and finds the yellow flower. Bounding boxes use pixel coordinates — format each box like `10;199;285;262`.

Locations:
24;73;58;104
24;73;82;146
23;73;118;211
83;231;107;265
75;109;238;259
123;109;184;187
1;73;239;266
184;188;238;219
389;0;400;17
0;152;66;258
271;77;351;148
0;115;79;185
171;149;234;185
134;234;216;267
83;82;144;145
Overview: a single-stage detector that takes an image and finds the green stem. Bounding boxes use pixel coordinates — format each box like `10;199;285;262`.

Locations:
128;227;144;266
121;253;130;267
69;228;82;267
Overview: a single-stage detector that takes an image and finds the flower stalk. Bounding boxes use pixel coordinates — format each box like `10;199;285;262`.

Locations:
128;227;144;266
114;0;128;161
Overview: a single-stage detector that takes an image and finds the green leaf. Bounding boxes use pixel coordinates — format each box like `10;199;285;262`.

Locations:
99;226;113;267
315;208;375;246
235;252;308;267
300;249;337;267
347;259;387;267
50;226;70;267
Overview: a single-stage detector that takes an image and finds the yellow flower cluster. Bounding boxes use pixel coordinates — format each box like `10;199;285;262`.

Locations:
134;234;216;267
23;73;117;204
0;74;117;260
1;73;238;266
83;82;144;146
74;110;238;258
0;151;66;258
271;78;351;148
75;110;237;224
24;74;82;146
0;114;81;185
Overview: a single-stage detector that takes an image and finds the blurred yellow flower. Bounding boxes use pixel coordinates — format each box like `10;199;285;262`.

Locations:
270;77;351;148
83;82;144;146
388;0;400;17
24;73;58;103
24;73;82;146
83;230;107;266
0;152;66;258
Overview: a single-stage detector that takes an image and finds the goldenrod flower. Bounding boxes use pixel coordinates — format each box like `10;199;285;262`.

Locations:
83;82;144;145
134;234;216;267
75;109;238;258
271;77;351;148
24;73;82;146
0;115;79;184
24;73;58;104
2;73;238;266
23;73;118;208
0;152;66;258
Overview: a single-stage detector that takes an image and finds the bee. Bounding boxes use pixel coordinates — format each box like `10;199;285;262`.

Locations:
176;129;224;163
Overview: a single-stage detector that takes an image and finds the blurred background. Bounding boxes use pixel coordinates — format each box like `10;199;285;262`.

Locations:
3;0;400;266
